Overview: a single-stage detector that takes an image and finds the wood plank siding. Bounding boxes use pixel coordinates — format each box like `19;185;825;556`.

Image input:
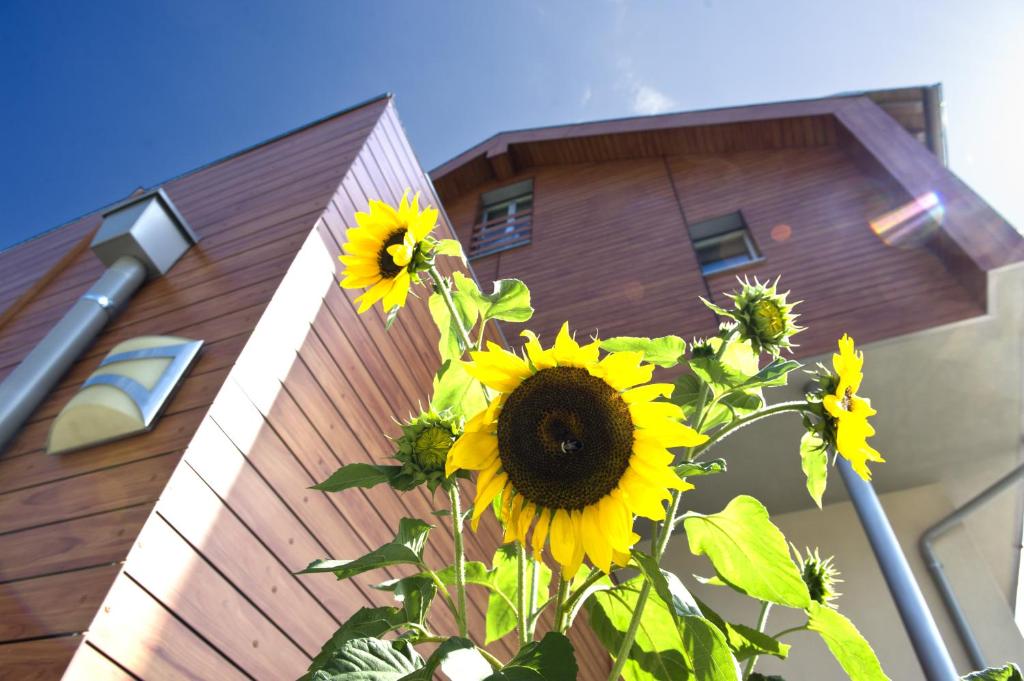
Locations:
0;96;609;679
437;96;1011;362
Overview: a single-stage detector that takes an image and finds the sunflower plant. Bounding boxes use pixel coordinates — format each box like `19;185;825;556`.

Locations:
294;194;1012;681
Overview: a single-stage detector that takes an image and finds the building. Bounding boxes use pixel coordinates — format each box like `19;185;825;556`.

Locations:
0;96;608;679
432;85;1024;678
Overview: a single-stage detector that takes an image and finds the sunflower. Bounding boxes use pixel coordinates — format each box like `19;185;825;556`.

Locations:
822;335;885;481
339;192;438;313
445;323;708;575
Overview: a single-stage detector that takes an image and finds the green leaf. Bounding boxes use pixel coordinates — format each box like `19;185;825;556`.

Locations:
454;271;533;323
587;576;690;681
431;359;487;418
807;602;890;680
483;669;544;681
962;664;1023;681
799;431;828;508
435;239;466;260
600;336;687;368
486;545;525;643
398;637;490;681
301;518;432;581
632;554;740;681
307;637;423;680
499;632;578;680
682;496;811;608
312;463;407;493
695;598;790;661
674;459;726;478
730;358;801;393
372;575;437;626
305;607;408;675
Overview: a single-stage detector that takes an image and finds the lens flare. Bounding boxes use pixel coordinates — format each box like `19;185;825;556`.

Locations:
869;192;944;247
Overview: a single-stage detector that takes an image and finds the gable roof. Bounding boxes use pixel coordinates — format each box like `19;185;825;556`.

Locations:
430;85;1022;275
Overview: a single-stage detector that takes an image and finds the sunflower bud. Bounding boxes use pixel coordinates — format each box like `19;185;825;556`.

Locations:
703;277;802;356
394;410;462;492
793;546;842;606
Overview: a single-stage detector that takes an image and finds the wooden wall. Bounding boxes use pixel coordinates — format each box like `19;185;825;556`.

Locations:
444;143;984;360
14;101;607;679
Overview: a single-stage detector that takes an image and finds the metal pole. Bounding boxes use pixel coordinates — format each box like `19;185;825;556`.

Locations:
837;458;959;681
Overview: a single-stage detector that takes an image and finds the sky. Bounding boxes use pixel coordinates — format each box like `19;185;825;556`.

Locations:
1;0;1022;250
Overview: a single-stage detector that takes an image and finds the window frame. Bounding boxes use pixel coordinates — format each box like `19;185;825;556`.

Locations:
688;211;762;276
469;180;534;260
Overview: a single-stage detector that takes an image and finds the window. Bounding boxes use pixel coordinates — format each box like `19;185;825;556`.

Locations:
469;180;533;259
689;212;760;275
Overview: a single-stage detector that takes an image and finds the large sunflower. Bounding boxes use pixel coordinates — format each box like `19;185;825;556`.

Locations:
446;323;708;575
339;192;438;313
822;335;885;480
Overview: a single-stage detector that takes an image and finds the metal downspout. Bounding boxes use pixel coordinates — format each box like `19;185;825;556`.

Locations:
919;461;1024;671
838;458;960;680
0;255;147;451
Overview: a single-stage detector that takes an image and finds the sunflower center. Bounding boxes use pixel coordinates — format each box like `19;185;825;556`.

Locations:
497;366;634;511
377;229;408;279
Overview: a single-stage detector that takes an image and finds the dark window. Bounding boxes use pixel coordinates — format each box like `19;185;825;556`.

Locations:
469;180;533;259
689;212;760;275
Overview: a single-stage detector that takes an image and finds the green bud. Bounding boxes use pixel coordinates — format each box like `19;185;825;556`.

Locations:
702;276;803;356
393;410;462;492
793;546;842;607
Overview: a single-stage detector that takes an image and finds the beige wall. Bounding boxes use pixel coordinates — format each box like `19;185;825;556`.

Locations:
664;458;1024;680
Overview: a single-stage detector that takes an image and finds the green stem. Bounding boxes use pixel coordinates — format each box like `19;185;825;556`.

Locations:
689;400;809;460
553;576;572;633
608;333;734;681
477;647;504;671
562;568;604;626
447;484;469;638
516;541;529;644
771;624;809;639
420;565;457;616
528;557;541;639
475;317;490;352
428;265;475;354
743;601;773;679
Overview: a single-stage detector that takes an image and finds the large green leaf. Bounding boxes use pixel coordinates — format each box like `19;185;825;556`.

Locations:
807;602;890;681
682;496;810;608
493;632;578;680
454;271;534;323
799;431;828;508
632;553;740;681
963;664;1024;681
304;607;408;677
398;637;491;681
308;637;423;681
600;336;687;368
695;598;790;661
301;518;432;581
729;358;801;393
435;239;466;260
586;577;690;681
431;359;487;418
674;459;726;478
312;463;411;493
483;545;551;644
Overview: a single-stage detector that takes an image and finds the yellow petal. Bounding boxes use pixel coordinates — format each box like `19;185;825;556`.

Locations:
382;269;411;310
517;502;536;544
410;207;438;242
531;508;552;558
340;274;380;289
632;435;675;467
629;455;694;492
581;505;613;573
552;322;581;365
549;509;578;573
471;471;507;531
387;242;413;267
617;471;670;520
639;419;708;448
597;351;653;390
629;401;685;427
599;493;634;553
621;383;674;404
505;494;525;544
446;431;498;475
521;330;556;370
355;278;392;314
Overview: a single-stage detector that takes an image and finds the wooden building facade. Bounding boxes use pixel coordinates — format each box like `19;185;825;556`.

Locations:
0;96;608;679
433;87;1023;360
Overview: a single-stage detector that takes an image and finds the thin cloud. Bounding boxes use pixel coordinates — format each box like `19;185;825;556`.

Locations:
632;84;676;114
581;85;593;106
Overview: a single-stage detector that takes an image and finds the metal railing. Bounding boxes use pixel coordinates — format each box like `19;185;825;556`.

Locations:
469;209;532;259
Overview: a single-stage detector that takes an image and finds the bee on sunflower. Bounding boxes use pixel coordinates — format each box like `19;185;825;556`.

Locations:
807;334;885;481
445;323;708;575
339;191;438;314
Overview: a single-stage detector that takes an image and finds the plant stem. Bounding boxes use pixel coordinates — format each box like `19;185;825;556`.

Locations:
770;624;808;639
553;576;572;633
428;265;475;354
743;601;773;679
475;318;490;352
477;647;504;671
608;334;733;681
528;557;540;639
447;483;469;638
689;400;809;460
420;565;457;616
516;541;529;644
561;568;604;626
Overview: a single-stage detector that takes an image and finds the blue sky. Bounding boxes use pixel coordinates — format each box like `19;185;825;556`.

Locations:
1;0;1022;250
